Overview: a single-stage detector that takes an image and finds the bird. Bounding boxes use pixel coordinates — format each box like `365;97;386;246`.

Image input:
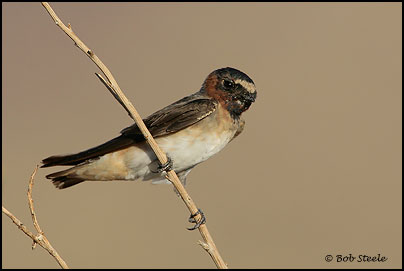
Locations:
41;67;257;190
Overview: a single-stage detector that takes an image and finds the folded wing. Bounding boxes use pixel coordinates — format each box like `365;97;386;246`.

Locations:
42;93;217;168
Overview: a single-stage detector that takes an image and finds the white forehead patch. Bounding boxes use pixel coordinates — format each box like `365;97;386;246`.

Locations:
235;79;256;94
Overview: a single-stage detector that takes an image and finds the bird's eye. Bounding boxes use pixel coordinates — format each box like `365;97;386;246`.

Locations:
222;79;235;90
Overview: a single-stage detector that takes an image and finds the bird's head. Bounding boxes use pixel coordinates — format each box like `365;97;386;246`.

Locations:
201;67;257;118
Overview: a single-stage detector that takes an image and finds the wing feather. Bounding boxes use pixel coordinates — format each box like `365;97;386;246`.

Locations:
121;94;217;138
42;93;216;168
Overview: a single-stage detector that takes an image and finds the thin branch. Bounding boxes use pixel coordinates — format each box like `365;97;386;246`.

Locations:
41;2;227;268
28;165;42;235
2;206;37;243
2;165;69;269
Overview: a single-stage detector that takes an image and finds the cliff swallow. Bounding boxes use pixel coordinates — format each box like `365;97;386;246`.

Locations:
41;67;257;190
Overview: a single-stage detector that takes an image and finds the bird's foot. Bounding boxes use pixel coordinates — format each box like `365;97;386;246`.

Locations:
152;157;173;173
187;208;206;230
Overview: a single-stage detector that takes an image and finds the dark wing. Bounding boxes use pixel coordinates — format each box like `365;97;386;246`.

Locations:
41;93;217;168
41;136;134;167
121;94;217;139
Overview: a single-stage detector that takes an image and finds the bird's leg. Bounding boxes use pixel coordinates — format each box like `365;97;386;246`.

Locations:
187;208;206;230
151;156;173;173
157;156;173;172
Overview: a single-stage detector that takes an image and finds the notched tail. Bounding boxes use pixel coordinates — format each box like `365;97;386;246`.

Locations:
51;176;85;189
41;135;136;189
45;165;87;189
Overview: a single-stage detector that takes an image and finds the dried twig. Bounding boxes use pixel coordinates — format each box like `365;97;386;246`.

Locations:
41;2;227;268
2;165;69;269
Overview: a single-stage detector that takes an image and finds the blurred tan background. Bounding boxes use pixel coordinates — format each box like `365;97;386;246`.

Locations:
2;2;402;269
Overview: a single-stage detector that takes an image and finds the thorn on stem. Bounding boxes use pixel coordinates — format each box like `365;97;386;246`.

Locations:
197;240;210;250
31;234;43;249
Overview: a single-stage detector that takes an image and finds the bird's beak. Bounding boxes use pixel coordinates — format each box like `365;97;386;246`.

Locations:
245;91;257;103
240;91;257;111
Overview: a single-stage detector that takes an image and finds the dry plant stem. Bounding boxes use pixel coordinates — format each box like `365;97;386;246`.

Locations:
2;165;69;269
41;2;227;269
28;165;42;235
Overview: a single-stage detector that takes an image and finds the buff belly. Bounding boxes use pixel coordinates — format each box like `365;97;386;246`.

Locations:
74;108;239;183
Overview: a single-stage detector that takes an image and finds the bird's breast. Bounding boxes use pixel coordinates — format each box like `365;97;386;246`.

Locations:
83;104;241;182
156;104;239;172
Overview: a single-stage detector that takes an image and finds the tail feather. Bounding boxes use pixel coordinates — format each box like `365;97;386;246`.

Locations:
45;163;88;189
52;176;85;189
41;135;134;168
42;135;136;189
